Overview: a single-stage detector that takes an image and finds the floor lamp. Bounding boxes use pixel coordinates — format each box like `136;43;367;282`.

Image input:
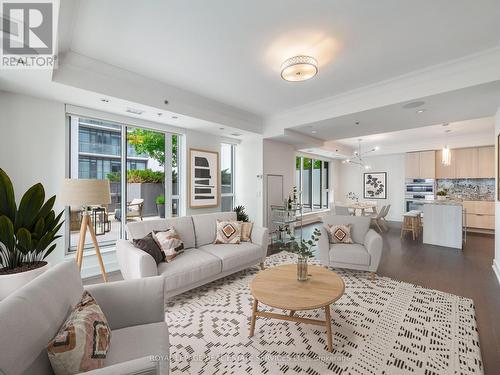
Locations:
60;179;111;282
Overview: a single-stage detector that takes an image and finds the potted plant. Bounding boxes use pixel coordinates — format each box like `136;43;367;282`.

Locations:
156;194;165;218
233;205;249;222
0;169;64;300
436;189;448;200
288;228;321;281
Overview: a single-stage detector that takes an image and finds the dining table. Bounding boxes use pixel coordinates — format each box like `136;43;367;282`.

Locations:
344;202;377;216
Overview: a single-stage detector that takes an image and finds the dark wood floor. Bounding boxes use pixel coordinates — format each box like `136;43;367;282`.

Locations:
295;222;500;374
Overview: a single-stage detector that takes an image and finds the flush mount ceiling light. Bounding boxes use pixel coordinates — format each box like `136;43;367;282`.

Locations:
281;55;318;82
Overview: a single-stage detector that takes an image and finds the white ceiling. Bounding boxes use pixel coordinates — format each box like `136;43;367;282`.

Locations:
290;81;500;141
67;0;500;116
337;117;495;155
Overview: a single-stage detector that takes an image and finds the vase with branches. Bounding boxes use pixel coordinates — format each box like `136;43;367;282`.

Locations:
287;228;321;281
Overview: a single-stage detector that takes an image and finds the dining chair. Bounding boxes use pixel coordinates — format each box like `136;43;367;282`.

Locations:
370;205;386;232
380;204;391;231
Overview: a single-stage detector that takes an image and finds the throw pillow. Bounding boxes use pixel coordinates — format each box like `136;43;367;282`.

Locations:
47;291;111;375
240;222;253;242
133;233;165;265
327;224;354;244
153;227;184;262
214;220;241;244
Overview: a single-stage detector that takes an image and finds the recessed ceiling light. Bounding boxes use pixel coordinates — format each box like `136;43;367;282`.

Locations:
442;122;449;127
171;115;178;119
164;100;169;105
416;109;426;114
126;108;144;115
157;113;163;116
311;130;317;134
100;98;109;103
219;127;225;130
355;121;360;126
402;101;425;109
281;55;318;82
230;133;242;137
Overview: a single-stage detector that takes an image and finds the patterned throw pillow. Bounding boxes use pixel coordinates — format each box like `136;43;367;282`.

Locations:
47;291;111;375
153;227;184;262
214;220;241;244
327;224;354;244
240;222;253;242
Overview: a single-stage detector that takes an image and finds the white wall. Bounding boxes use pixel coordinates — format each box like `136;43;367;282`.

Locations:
235;135;263;226
338;154;406;221
494;108;500;284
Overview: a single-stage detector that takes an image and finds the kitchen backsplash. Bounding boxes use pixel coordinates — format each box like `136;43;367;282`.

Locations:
437;179;495;201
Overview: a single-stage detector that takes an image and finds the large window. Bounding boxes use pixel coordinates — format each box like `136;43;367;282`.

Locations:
295;156;330;212
221;143;235;212
67;115;181;253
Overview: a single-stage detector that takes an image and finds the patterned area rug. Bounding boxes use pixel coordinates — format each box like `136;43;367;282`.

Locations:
165;252;483;374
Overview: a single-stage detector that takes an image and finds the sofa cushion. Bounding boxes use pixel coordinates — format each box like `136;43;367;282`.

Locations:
105;322;169;367
126;216;196;249
214;220;241;244
198;242;262;272
133;233;165;265
157;249;222;291
329;244;370;266
191;212;237;247
322;215;370;244
0;261;84;375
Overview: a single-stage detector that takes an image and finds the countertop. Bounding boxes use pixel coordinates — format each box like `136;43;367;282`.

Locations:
422;199;463;206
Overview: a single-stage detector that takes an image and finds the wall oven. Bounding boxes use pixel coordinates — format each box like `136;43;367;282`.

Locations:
405;179;435;212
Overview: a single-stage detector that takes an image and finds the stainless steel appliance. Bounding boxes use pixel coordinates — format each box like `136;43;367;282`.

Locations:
405;179;435;212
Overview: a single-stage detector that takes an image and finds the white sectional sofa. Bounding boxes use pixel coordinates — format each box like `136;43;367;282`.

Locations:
116;212;269;298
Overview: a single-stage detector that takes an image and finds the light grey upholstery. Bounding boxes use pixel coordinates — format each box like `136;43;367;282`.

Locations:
199;242;263;272
117;212;269;298
157;249;222;291
0;260;168;375
319;215;383;273
191;211;236;247
322;214;371;244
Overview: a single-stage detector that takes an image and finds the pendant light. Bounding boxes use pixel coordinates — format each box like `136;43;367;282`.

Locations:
441;129;451;166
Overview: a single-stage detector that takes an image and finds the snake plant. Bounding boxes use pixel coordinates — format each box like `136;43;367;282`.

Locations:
0;168;64;272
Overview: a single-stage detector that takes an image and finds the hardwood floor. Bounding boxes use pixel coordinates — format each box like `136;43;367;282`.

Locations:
296;221;500;374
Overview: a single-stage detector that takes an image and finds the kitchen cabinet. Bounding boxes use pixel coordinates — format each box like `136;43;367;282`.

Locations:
455;148;478;178
463;200;495;230
435;149;456;179
478;146;495;178
405;151;435;179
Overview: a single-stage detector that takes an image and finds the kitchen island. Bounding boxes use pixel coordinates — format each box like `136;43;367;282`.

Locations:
422;200;463;249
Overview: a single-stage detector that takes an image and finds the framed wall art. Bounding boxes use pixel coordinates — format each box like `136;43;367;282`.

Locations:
189;148;219;208
363;172;387;199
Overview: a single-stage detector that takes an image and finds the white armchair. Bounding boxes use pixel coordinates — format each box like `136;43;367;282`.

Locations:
0;260;169;375
318;215;383;280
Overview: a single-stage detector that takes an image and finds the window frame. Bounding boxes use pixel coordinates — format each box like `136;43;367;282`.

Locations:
220;143;235;212
295;155;331;213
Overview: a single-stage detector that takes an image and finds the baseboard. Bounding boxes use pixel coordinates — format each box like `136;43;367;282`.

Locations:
493;258;500;285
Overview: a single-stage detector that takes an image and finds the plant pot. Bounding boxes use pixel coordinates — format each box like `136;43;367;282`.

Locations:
157;203;165;218
0;262;50;301
297;257;308;281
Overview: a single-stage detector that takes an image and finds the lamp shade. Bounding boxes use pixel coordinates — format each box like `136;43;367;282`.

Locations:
60;179;111;207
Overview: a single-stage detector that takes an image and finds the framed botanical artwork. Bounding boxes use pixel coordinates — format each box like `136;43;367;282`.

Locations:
363;172;387;199
189;148;220;208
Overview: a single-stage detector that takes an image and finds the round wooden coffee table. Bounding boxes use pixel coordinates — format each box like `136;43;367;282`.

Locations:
249;263;345;352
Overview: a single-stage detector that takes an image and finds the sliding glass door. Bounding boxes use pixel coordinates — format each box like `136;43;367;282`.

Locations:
67;115;181;253
295;156;330;213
